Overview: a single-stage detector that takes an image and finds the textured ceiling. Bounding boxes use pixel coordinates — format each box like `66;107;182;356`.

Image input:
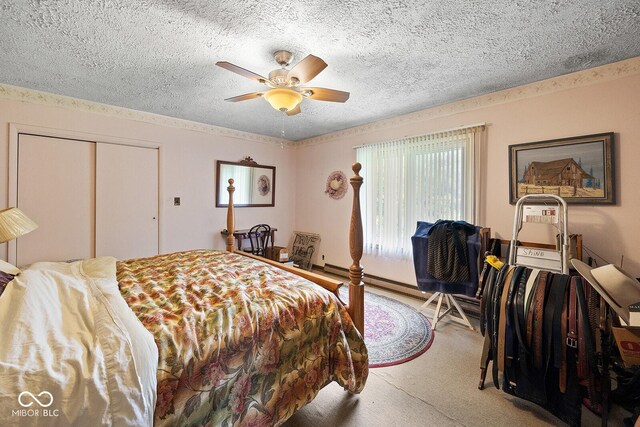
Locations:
1;1;639;141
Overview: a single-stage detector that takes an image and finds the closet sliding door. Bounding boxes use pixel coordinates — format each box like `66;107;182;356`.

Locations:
16;134;96;266
96;143;159;260
13;133;159;266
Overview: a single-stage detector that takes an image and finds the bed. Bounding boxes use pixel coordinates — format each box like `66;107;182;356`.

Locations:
0;163;368;426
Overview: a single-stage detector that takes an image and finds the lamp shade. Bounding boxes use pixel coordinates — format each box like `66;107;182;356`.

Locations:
263;88;302;112
0;208;38;243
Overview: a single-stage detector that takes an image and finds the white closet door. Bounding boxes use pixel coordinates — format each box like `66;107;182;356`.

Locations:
16;134;96;266
96;143;159;260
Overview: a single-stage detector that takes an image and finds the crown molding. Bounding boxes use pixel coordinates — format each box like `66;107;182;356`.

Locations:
0;84;295;147
3;56;639;148
296;56;640;147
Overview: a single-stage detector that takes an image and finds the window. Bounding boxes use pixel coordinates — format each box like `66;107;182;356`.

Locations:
355;125;484;259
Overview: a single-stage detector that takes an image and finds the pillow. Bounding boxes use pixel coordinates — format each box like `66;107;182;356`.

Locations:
0;259;20;297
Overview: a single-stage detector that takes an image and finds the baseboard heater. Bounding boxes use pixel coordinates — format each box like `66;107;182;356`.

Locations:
319;263;481;319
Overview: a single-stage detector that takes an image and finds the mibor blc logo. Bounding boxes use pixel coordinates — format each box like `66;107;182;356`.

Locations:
19;391;53;408
12;391;60;418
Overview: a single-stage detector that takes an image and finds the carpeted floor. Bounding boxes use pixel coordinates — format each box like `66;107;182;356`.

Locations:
284;284;630;426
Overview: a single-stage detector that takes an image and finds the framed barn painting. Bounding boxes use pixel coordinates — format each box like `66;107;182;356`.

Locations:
509;133;615;204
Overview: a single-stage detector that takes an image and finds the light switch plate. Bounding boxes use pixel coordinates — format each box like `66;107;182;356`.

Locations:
174;197;180;206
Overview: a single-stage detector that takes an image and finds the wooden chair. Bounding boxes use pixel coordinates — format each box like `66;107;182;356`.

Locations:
244;224;271;257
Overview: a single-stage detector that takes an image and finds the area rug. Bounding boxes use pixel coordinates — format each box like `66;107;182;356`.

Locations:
339;287;434;368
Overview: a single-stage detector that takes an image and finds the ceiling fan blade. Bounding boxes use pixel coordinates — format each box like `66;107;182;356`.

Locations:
286;104;301;116
216;61;268;83
287;55;327;85
302;87;350;103
224;92;263;102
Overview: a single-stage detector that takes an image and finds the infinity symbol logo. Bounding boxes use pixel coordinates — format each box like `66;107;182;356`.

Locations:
18;391;54;408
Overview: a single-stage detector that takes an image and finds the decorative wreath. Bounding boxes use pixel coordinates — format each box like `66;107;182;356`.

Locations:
325;170;348;200
257;175;271;196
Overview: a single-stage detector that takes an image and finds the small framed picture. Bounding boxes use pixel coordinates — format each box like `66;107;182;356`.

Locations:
509;132;615;204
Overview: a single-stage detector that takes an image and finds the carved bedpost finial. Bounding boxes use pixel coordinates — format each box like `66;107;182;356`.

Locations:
226;178;235;252
349;162;365;335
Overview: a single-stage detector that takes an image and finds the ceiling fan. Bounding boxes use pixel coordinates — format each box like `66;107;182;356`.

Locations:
216;50;349;116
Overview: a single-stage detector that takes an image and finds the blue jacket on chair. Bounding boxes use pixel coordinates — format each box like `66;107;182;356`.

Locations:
411;220;482;297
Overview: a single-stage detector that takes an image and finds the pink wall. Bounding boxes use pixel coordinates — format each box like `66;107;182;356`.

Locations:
294;71;640;283
2;61;639;282
0;97;297;260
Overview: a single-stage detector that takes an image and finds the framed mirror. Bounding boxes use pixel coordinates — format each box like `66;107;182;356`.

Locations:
216;159;276;207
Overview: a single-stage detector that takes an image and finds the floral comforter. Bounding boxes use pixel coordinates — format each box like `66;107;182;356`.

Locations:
117;250;368;426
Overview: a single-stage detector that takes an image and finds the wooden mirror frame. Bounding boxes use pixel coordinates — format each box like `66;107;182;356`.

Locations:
215;159;276;208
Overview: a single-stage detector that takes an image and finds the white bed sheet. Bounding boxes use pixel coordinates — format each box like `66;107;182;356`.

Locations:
0;257;158;426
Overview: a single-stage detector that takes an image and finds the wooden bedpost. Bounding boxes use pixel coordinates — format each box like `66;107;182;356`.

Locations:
348;163;365;335
226;178;235;252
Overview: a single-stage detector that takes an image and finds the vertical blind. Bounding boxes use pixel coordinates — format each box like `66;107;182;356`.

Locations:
355;125;485;259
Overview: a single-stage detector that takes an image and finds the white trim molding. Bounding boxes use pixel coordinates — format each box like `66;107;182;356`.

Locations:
0;84;294;147
296;56;640;147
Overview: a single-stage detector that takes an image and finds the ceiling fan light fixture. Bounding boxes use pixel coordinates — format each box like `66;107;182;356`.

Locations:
217;50;349;114
263;88;302;112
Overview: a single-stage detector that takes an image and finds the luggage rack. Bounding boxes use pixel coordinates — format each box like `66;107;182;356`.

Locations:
508;194;570;274
414;226;491;331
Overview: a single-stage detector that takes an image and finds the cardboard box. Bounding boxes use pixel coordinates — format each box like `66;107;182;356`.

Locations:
612;326;640;367
265;246;289;262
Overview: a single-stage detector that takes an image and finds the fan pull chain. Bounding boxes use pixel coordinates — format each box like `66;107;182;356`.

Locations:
280;113;286;149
